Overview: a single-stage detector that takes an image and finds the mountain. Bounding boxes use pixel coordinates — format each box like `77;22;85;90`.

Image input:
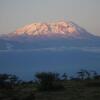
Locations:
9;20;94;38
0;20;100;79
0;20;100;50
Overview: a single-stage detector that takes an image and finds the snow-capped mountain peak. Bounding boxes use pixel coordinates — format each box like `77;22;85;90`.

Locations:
12;20;80;36
7;20;94;39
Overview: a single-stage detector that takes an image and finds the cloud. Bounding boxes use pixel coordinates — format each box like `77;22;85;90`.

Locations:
0;46;100;53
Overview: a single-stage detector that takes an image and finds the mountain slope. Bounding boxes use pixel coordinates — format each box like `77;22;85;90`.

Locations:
0;20;100;50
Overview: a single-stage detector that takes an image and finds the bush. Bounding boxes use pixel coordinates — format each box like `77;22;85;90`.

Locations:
0;74;18;89
35;72;64;91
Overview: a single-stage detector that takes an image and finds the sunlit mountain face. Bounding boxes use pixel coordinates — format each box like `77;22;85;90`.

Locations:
0;20;100;80
9;20;94;38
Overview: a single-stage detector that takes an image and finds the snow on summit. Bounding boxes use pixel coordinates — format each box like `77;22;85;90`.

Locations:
11;20;93;38
13;21;78;36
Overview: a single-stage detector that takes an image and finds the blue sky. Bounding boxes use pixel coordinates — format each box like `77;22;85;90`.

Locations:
0;0;100;35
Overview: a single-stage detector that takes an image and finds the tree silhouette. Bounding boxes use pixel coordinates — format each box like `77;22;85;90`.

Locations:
0;74;18;88
62;73;68;80
35;72;64;91
77;69;85;80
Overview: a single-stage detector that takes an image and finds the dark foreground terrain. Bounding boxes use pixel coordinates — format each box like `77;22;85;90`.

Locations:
0;71;100;100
